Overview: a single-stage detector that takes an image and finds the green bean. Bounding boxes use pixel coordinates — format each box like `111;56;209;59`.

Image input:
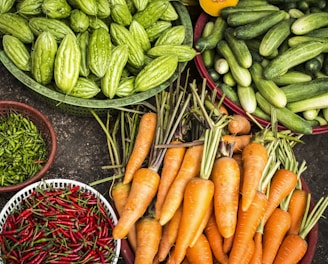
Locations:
0;112;48;186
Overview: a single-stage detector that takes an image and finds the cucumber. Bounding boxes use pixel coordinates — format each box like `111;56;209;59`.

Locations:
303;109;319;121
304;54;324;76
287;92;328;113
223;71;237;87
272;71;312;86
259;18;293;57
280;78;328;102
237;84;257;113
250;62;287;108
217;39;252;87
256;92;313;134
226;10;276;27
305;27;328;38
263;41;328;80
220;4;280;19
233;10;289;40
291;12;328;35
195;16;227;51
224;28;252;68
288;36;328;48
218;82;241;106
214;58;229;74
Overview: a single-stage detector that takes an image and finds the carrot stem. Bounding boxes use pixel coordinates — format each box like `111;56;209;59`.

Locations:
300;195;328;239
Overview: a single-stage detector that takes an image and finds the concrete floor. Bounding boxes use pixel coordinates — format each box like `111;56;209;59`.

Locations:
1;54;328;263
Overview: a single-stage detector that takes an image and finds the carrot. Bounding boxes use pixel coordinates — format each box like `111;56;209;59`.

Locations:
155;141;186;220
249;231;263;264
123;112;157;184
262;208;291;264
204;213;229;264
229;191;268;264
186;234;213;264
228;114;252;135
287;189;308;235
189;199;213;247
263;169;298;224
222;134;251;153
241;142;269;211
274;196;328;264
167;177;215;264
273;234;308;264
222;235;234;255
241;238;255;264
158;205;183;262
134;217;162;264
159;143;204;226
111;182;137;251
211;156;240;238
112;168;160;239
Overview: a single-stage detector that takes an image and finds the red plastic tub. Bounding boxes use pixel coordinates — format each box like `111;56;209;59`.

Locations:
194;12;328;135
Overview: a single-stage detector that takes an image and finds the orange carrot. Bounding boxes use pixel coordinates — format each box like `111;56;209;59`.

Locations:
273;234;308;264
167;177;214;264
219;105;229;115
241;238;255;264
249;231;263;264
228;114;252;135
155;141;186;220
158;205;183;262
229;191;268;264
211;156;240;238
189;199;213;247
113;168;160;239
205;213;229;264
159;143;204;226
222;134;251;153
134;217;162;264
186;234;213;264
263;169;298;224
274;196;328;264
262;208;291;264
287;189;307;235
123;112;157;184
241;142;268;211
223;235;234;255
111;182;137;251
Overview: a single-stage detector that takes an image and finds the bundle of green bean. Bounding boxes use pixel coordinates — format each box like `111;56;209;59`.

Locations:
0;112;47;186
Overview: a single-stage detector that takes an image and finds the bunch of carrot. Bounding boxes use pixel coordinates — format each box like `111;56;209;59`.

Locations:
92;75;327;264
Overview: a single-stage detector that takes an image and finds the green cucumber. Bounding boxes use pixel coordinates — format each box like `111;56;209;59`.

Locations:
281;78;328;102
217;40;252;87
220;4;280;19
291;12;328;35
256;92;313;134
259;18;293;57
233;10;289;40
287;92;328;113
226;10;276;27
263;41;328;79
195;16;227;51
237;84;257;113
272;71;312;86
251;62;287;108
224;28;252;68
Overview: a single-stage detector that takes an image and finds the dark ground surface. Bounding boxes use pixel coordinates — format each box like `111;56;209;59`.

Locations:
1;6;328;263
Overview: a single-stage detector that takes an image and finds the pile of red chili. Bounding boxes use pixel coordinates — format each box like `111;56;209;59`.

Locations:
0;183;117;264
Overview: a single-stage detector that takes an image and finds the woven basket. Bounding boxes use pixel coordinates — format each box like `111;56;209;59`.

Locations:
0;179;121;264
0;2;193;117
0;100;57;193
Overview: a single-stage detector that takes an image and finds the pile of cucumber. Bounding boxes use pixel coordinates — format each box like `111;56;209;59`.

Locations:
196;0;328;134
